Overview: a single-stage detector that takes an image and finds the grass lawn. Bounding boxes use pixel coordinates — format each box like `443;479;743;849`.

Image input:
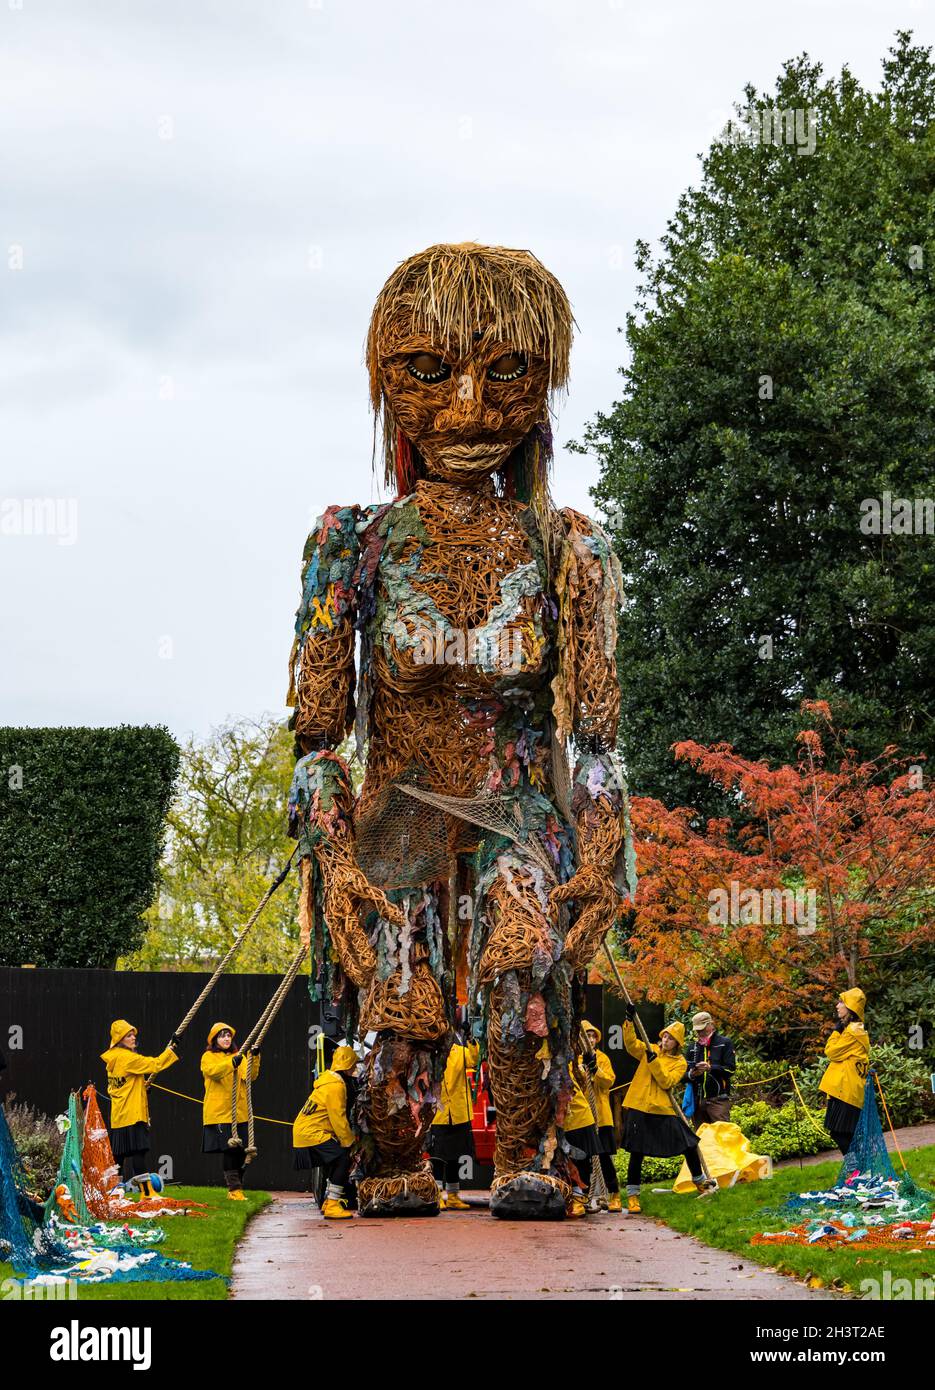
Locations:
632;1145;935;1296
1;1186;271;1301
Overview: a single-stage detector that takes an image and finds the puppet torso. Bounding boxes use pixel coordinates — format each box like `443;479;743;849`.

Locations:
359;480;557;807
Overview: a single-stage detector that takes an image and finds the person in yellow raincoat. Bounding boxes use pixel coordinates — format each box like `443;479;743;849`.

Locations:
100;1020;177;1186
621;1005;717;1212
201;1022;260;1201
563;1059;603;1218
819;987;870;1155
293;1044;359;1219
579;1020;622;1212
431;1032;479;1211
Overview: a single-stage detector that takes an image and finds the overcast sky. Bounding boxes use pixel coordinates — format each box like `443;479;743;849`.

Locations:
2;0;929;741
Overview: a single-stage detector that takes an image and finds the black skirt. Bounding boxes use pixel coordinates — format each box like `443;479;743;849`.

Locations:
564;1124;603;1159
598;1124;617;1156
824;1096;861;1140
430;1121;475;1163
623;1108;698;1158
109;1121;150;1159
293;1138;344;1170
202;1123;246;1155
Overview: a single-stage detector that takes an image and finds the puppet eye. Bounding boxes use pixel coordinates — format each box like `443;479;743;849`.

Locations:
406;352;451;383
488;351;527;382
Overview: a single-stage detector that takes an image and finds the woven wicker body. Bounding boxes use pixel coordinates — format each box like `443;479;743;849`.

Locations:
285;245;634;1218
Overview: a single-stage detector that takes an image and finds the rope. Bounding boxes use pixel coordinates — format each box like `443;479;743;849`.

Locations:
577;1028;607;1205
600;941;712;1182
873;1071;909;1173
788;1068;830;1138
147;1082;292;1126
231;940;310;1162
168;847;297;1045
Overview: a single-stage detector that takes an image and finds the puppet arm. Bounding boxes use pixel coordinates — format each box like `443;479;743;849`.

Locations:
549;508;635;970
286;506;405;987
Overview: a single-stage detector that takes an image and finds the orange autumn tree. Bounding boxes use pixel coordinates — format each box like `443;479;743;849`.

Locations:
614;702;935;1047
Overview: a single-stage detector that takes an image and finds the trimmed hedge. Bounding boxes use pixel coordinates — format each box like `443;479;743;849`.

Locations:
0;726;179;967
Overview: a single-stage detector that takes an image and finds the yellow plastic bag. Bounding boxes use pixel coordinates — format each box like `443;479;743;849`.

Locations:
673;1121;772;1193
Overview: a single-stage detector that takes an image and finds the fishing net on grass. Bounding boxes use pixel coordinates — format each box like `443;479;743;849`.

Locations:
0;1099;217;1285
81;1086;207;1218
0;1101;73;1274
751;1077;935;1251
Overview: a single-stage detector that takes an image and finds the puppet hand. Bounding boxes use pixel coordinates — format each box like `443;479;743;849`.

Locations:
549;865;620;971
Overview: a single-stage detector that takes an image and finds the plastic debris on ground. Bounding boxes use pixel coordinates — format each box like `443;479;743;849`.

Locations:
0;1099;220;1286
750;1075;935;1252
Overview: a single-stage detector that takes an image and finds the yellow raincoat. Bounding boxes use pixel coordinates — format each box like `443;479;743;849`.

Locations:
201;1046;261;1125
565;1064;598;1131
293;1048;359;1149
433;1041;479;1126
819;1024;870;1109
101;1021;177;1128
578;1020;615;1128
621;1020;687;1116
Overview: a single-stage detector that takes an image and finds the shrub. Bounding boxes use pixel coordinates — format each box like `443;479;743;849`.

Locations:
614;1150;681;1185
0;726;180;967
4;1094;64;1195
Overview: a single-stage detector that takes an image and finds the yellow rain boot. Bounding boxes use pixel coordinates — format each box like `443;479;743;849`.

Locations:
568;1195;588;1218
607;1192;623;1213
321;1198;353;1220
441;1190;470;1211
626;1194;641;1214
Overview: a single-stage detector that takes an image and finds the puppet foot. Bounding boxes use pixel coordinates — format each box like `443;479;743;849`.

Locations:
357;1165;440;1217
489;1171;570;1221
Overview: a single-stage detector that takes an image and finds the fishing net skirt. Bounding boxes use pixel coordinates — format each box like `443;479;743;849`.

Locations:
623;1109;698;1158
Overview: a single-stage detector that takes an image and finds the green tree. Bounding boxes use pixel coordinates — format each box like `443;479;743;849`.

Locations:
121;717;313;973
578;33;935;816
0;726;179;968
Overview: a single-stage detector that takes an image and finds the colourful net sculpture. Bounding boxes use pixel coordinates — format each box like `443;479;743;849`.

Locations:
752;1076;935;1252
286;243;636;1218
0;1099;216;1286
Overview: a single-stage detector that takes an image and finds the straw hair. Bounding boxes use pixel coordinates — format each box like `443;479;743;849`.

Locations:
367;242;574;487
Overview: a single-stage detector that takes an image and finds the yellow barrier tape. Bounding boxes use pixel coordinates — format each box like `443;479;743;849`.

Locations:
732;1069;796;1089
149;1082;293;1128
788;1068;830;1137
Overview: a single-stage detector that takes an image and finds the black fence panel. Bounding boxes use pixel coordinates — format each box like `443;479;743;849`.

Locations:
0;967;321;1192
0;969;630;1192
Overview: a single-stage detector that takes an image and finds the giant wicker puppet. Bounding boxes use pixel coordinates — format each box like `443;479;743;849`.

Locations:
286;243;635;1219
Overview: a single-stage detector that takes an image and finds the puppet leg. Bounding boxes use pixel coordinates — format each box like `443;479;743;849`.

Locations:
477;867;573;1220
355;938;449;1217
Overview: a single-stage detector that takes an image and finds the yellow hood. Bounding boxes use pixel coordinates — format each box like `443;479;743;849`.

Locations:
840;988;866;1021
207;1021;236;1045
109;1019;135;1047
660;1021;686;1049
581;1019;601;1044
330;1045;358;1073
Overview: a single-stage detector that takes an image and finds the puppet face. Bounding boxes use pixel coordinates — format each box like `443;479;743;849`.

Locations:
377;311;550;482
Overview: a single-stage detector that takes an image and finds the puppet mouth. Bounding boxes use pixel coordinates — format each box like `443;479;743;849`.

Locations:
431;441;513;469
